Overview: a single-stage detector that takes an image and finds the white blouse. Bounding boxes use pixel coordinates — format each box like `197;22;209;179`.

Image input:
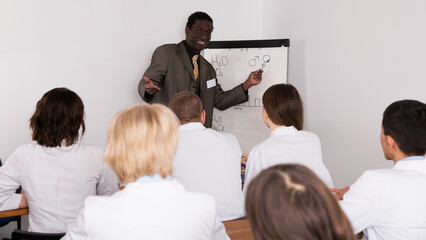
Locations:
243;126;334;195
62;178;230;240
0;142;118;232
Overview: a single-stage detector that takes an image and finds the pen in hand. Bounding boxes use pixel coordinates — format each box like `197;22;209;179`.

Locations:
258;59;270;73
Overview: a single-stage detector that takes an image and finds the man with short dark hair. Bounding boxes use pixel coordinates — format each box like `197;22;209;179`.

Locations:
169;92;245;221
333;99;426;239
138;11;263;128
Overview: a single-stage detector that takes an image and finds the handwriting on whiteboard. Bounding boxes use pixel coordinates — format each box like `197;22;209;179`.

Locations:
212;114;225;132
209;53;271;78
209;52;271;110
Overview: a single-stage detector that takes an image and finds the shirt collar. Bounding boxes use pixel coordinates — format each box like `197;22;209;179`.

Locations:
270;126;298;137
40;141;79;155
399;156;425;161
179;122;206;131
136;173;171;183
183;40;197;59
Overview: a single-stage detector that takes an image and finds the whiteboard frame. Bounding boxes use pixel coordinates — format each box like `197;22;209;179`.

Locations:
206;39;290;49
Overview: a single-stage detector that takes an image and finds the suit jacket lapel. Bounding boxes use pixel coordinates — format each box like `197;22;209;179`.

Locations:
199;55;209;89
177;42;195;82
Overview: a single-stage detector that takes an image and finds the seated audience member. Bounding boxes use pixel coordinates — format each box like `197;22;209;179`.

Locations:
0;88;118;232
333;99;426;239
62;104;229;240
243;84;333;195
245;164;354;240
169;92;244;221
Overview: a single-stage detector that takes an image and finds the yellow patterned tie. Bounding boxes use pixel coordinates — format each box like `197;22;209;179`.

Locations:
192;55;199;80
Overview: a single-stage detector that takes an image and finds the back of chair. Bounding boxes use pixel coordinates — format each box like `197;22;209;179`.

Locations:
11;230;65;240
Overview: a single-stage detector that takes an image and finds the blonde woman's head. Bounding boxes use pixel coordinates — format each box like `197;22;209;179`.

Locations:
104;104;179;182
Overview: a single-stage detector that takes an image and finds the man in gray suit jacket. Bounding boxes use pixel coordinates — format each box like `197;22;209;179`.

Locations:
138;11;263;128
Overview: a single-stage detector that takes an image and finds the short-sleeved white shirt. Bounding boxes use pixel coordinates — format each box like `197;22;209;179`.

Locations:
340;157;426;240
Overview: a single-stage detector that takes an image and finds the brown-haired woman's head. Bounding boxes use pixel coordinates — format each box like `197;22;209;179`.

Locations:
104;104;180;183
262;84;304;130
245;164;354;240
30;88;85;147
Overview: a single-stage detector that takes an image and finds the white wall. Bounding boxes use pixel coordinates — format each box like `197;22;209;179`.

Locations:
0;0;261;237
0;0;262;159
262;0;426;187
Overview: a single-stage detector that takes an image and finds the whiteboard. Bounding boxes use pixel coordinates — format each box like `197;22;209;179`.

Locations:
202;39;289;153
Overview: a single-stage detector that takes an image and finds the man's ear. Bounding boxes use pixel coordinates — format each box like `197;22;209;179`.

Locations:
185;26;189;36
200;110;206;125
386;135;397;151
262;108;268;119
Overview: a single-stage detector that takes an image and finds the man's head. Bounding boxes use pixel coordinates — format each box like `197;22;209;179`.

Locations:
381;99;426;160
169;91;205;125
185;11;213;54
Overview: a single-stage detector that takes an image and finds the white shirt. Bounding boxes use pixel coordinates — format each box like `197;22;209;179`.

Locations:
340;156;426;240
243;126;334;195
62;177;230;240
0;142;118;232
173;122;245;221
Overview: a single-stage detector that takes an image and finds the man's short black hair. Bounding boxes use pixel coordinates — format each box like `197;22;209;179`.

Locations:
186;11;213;29
382;99;426;156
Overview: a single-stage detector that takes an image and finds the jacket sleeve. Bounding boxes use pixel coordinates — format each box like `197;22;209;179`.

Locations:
213;83;248;111
138;45;169;102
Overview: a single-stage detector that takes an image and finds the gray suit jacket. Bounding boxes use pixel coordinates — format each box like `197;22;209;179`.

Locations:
139;41;248;128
